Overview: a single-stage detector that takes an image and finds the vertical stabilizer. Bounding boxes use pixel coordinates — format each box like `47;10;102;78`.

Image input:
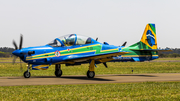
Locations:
140;23;157;49
128;23;157;50
121;23;159;62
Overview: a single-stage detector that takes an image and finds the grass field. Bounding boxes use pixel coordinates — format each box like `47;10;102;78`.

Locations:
0;58;180;100
0;82;180;100
0;58;180;77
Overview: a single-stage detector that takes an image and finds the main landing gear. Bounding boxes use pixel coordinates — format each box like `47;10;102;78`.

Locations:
87;60;95;78
55;64;62;77
23;60;96;78
54;60;96;78
24;64;31;78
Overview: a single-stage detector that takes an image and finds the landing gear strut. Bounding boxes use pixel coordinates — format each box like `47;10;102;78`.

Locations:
55;64;62;77
24;64;31;78
87;60;95;78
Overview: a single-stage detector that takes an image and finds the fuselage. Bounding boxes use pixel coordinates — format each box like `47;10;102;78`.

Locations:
12;34;125;65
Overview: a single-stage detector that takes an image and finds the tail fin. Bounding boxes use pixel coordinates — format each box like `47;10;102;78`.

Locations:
140;23;157;49
129;23;157;49
120;23;170;61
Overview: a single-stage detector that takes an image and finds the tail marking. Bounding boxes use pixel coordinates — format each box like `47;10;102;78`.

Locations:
140;24;157;49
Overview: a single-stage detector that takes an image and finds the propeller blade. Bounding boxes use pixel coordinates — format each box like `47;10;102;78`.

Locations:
20;59;23;72
12;56;18;64
13;40;18;50
19;34;23;49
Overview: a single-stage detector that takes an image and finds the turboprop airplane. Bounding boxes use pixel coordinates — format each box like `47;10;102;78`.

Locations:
12;23;169;78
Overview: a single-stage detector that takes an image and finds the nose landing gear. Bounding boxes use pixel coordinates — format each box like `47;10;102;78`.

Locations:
24;64;31;78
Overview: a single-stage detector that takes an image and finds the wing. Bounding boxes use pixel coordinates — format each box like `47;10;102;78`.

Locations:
54;51;130;64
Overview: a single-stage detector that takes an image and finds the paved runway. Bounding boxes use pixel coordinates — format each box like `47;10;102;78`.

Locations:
0;73;180;86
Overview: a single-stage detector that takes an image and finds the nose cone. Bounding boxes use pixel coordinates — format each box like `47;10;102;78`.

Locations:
12;50;21;57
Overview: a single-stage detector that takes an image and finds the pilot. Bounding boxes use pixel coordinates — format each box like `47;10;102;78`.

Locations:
61;39;67;46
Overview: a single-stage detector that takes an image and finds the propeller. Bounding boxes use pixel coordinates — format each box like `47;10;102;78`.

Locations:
12;34;23;50
12;34;23;71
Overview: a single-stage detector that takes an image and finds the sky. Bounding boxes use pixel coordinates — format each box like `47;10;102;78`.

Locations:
0;0;179;48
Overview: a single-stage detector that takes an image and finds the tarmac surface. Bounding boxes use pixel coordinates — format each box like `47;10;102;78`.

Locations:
0;73;180;86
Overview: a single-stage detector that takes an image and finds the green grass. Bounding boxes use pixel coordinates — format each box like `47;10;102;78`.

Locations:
0;82;180;100
0;61;180;77
0;57;20;62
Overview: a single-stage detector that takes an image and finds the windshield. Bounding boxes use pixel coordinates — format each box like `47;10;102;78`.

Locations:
48;39;61;47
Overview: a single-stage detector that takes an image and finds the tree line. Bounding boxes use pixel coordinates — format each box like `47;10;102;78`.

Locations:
0;47;15;57
158;48;180;58
0;47;180;58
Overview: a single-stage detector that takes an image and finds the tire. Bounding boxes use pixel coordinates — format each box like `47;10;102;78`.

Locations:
87;71;95;78
24;71;31;78
55;70;62;77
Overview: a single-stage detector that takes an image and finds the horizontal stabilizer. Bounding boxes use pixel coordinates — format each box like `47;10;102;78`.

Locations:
130;49;172;52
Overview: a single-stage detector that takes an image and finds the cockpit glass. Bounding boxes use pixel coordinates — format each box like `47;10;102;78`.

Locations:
48;34;93;47
59;34;76;46
76;35;91;45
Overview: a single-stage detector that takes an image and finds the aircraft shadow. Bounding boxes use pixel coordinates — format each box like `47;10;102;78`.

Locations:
31;76;114;81
61;76;114;81
113;74;157;77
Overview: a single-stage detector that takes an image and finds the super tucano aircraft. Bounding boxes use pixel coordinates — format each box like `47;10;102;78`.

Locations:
12;23;170;78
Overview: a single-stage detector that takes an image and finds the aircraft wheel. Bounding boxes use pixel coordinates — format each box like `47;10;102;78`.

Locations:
24;71;31;78
55;70;62;77
87;71;95;78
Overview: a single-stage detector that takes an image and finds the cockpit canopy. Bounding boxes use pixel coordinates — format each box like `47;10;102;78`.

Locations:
48;34;94;47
